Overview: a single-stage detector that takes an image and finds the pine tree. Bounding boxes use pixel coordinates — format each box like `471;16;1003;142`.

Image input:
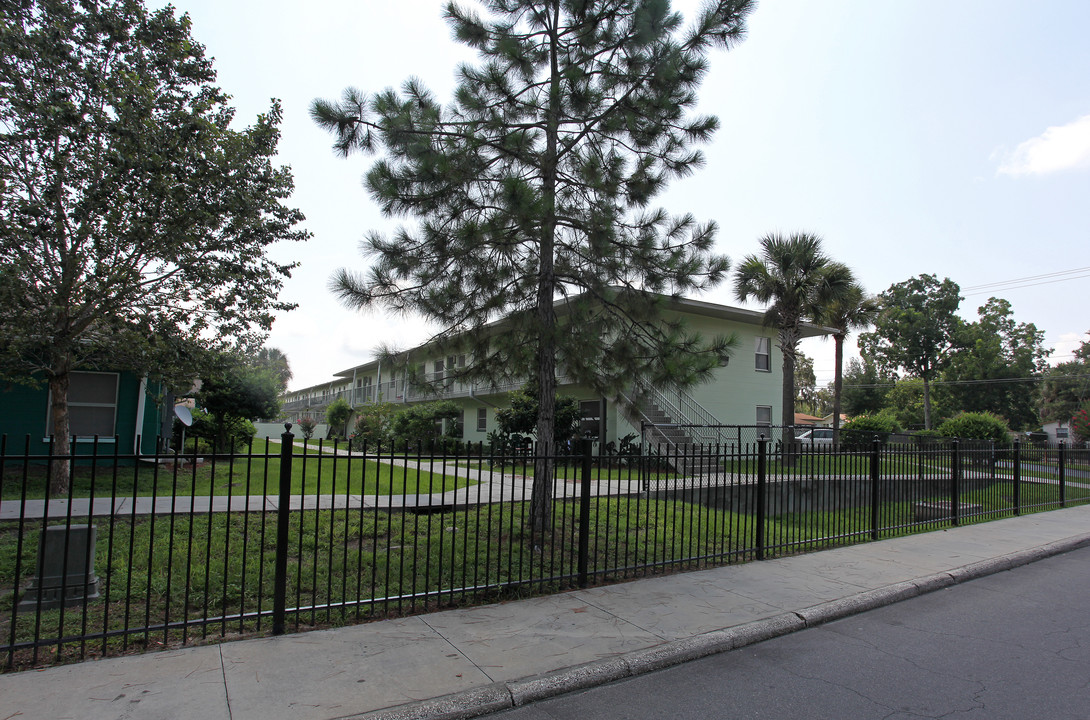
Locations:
313;0;755;530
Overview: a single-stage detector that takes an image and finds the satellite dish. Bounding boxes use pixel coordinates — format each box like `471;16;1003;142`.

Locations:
174;404;193;427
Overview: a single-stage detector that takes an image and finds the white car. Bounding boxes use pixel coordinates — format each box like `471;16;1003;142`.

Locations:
795;428;834;445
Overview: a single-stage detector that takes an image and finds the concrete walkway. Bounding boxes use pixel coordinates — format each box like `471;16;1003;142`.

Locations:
3;504;1089;720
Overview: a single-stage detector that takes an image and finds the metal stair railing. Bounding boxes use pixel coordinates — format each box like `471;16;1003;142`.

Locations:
616;387;686;455
631;378;726;446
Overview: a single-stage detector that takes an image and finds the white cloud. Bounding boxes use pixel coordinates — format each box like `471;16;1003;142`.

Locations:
997;114;1090;176
1048;331;1090;367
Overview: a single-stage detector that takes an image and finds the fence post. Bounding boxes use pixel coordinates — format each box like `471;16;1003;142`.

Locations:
1012;439;1021;516
1058;441;1066;507
577;438;593;588
950;439;960;527
273;423;294;636
870;436;881;541
756;435;767;561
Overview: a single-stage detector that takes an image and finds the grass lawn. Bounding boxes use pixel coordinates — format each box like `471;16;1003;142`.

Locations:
1;441;471;501
0;495;748;669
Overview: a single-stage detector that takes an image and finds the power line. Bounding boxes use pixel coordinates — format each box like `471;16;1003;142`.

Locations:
963;268;1090;296
839;373;1090;390
962;266;1090;291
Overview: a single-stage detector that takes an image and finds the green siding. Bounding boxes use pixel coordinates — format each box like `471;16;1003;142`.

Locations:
0;373;163;457
293;303;823;447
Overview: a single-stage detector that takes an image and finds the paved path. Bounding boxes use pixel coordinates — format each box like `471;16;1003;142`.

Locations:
6;467;1088;520
2;503;1088;720
7;440;1087;521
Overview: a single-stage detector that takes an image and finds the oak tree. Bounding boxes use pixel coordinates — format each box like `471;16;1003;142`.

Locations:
859;275;962;430
0;0;307;493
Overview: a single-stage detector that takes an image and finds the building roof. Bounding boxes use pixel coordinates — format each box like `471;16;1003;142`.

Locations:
290;292;836;391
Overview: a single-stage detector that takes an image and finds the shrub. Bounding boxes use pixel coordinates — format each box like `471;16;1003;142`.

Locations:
297;415;317;440
389;401;461;450
1072;408;1090;444
351;402;397;450
495;386;581;443
937;412;1011;447
187;408;255;452
325;398;352;439
840;413;901;448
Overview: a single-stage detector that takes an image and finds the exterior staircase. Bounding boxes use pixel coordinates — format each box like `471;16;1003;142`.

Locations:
617;382;723;475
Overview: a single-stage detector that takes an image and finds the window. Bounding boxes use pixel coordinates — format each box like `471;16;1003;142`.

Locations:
49;372;119;438
1057;427;1069;439
756;405;772;427
755;337;771;372
477;407;488;432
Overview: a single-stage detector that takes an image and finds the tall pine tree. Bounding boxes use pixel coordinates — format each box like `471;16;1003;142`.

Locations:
313;0;754;530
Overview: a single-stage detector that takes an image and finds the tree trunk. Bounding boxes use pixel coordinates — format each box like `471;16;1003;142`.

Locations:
776;326;802;466
780;331;797;465
48;364;72;497
922;376;933;430
832;333;844;447
530;0;562;535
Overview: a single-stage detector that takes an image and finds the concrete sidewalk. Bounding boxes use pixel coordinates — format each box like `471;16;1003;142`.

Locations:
3;506;1089;720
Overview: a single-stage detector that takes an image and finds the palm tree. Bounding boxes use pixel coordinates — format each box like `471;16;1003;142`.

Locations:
253;347;293;392
734;232;854;454
819;284;879;445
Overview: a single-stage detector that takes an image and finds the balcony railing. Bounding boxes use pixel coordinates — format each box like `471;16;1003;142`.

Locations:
281;375;578;414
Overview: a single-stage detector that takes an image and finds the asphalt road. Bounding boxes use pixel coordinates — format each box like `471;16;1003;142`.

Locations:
489;545;1090;720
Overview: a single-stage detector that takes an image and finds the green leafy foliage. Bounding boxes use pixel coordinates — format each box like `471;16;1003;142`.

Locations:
388;401;462;449
733;232;855;445
197;353;281;452
252;348;293;393
840;413;901;448
495;387;581;443
882;378;952;431
1039;333;1090;425
794;352;818;414
840;357;894;418
297;416;317;441
187;407;255;453
325;398;353;439
351;402;398;450
1072;408;1090;444
817;283;879;437
0;0;307;492
860;275;962;429
937;412;1011;447
939;299;1050;430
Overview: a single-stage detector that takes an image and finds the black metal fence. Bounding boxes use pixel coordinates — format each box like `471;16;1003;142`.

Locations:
2;431;1088;671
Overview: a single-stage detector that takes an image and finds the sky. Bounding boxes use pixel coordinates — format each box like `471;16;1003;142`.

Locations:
153;0;1090;392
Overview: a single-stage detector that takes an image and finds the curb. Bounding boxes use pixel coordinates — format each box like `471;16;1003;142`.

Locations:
347;533;1090;720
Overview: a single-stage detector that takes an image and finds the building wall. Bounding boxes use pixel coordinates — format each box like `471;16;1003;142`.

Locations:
1041;421;1072;444
286;304;799;447
0;372;164;457
669;310;785;427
